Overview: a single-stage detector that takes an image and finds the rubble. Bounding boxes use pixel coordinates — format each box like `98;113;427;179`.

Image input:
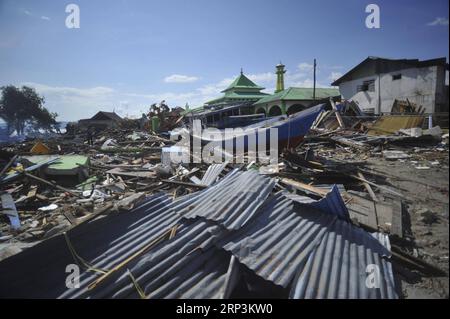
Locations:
0;101;448;299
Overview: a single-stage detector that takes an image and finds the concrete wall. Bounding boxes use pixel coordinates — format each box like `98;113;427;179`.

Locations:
338;65;446;114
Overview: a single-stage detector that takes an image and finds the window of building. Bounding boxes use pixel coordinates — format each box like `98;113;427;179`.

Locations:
392;74;402;81
357;79;375;92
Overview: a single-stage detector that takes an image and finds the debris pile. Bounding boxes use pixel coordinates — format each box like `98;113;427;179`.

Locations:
0;102;448;299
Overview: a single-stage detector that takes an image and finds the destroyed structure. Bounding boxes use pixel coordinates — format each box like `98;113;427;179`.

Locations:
0;59;448;299
78;111;124;131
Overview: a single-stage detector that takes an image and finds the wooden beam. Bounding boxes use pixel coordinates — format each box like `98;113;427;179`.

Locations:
160;179;207;189
280;178;328;197
23;172;81;198
350;173;405;198
357;171;379;202
330;97;345;128
0;155;18;179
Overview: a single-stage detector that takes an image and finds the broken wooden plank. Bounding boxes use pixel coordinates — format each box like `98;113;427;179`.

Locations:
331;136;370;150
390;244;447;277
106;167;156;179
160;179;207;189
24;172;81;198
0;155;18;178
330;97;345;129
280;178;328;197
357;171;379;202
350;173;405;198
346;193;379;230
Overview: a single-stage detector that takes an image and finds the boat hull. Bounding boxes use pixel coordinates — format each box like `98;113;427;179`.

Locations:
192;103;324;156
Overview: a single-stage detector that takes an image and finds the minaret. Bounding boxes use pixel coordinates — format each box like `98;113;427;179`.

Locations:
275;62;286;93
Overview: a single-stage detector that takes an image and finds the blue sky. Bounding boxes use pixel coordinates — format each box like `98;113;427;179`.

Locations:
0;0;448;120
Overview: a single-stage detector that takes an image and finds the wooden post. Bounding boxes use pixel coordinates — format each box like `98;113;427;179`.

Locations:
330;97;345;128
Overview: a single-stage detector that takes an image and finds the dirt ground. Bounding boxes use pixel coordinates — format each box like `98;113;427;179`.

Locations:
366;148;449;299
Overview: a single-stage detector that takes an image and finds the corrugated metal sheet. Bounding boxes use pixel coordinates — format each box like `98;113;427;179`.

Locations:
60;169;276;298
63;219;230;299
0;168;397;299
201;163;228;186
114;221;228;299
219;192;337;287
177;169;276;230
289;221;397;299
0;191;179;298
58;192;182;298
309;185;350;221
278;185;349;220
219;192;396;299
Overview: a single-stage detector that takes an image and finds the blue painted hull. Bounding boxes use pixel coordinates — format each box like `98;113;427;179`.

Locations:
196;104;324;151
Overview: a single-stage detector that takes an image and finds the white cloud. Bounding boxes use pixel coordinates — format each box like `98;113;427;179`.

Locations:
19;82;117;120
298;62;314;71
22;9;51;22
16;81;217;120
247;72;276;84
196;77;234;96
23;82;115;97
286;71;308;81
427;17;449;26
329;72;343;81
13;62;339;120
164;74;199;83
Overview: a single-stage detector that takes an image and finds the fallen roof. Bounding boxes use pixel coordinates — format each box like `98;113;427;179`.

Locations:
0;169;397;299
21;155;90;175
290;222;396;299
90;111;123;122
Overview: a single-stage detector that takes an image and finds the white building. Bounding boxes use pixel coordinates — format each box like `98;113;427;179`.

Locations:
332;57;449;114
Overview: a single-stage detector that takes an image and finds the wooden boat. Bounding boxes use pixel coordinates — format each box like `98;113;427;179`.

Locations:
193;103;325;152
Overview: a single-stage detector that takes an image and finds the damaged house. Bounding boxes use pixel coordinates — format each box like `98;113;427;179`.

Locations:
78;111;123;131
331;57;449;114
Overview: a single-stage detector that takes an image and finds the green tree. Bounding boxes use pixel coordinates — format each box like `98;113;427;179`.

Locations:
0;85;57;135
